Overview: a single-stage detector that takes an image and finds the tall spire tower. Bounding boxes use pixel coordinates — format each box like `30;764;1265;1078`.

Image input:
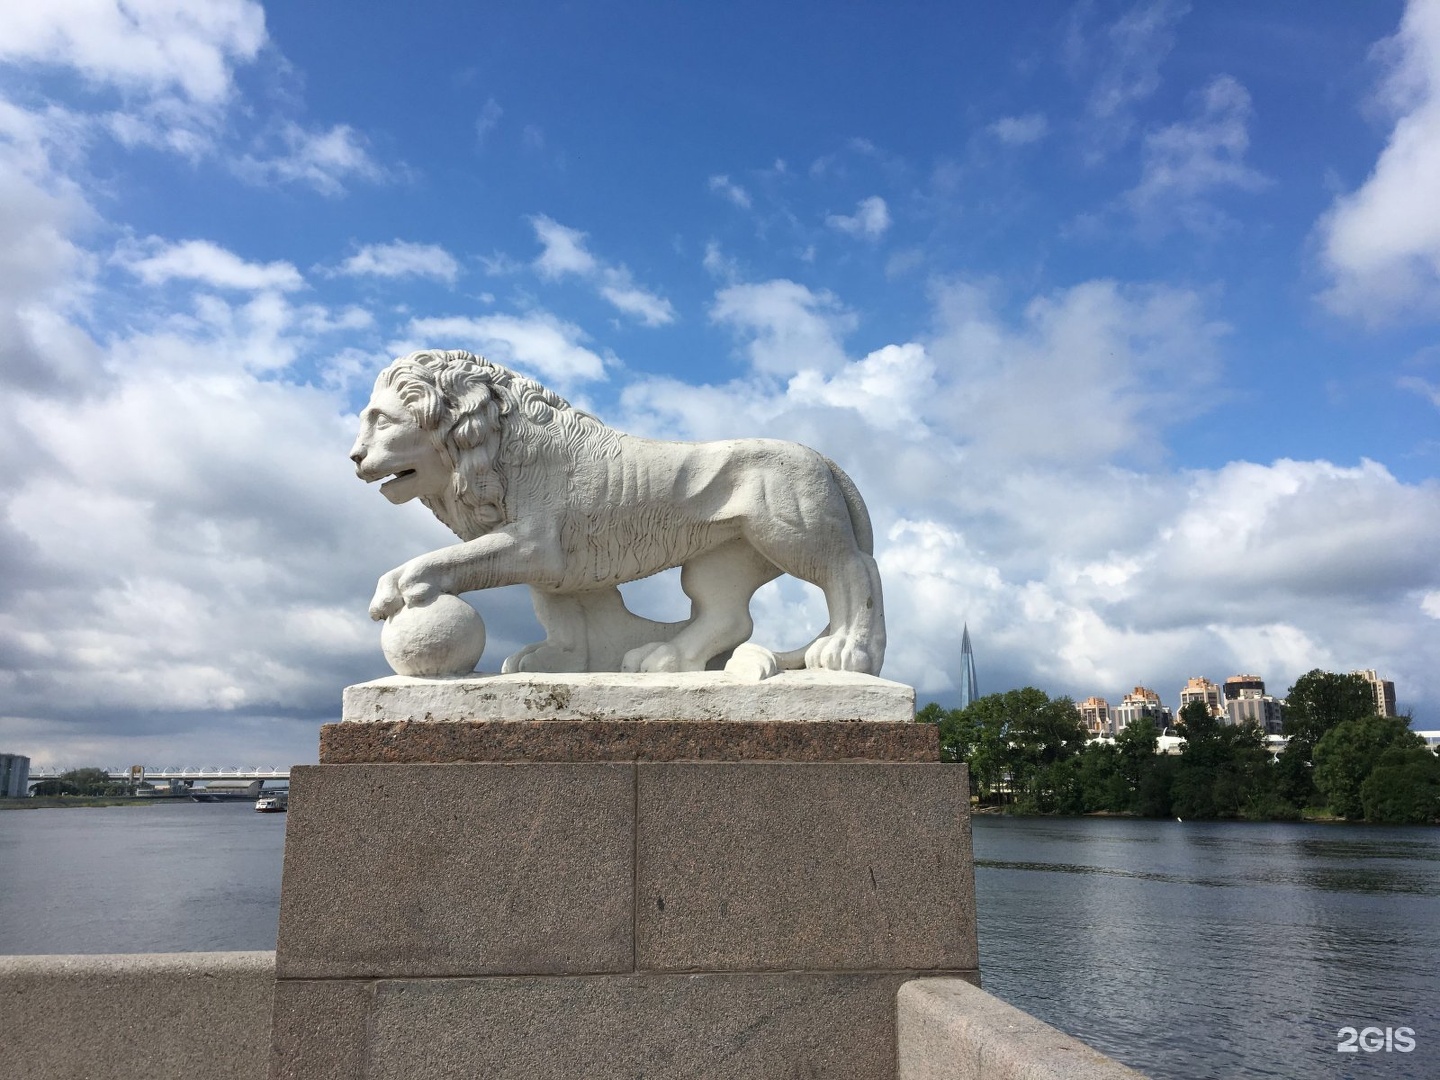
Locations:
958;623;979;710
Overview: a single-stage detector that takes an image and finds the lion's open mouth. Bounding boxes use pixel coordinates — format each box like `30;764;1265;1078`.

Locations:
379;469;417;491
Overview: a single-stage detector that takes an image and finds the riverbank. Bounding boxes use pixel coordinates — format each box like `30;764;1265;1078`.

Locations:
969;803;1434;824
0;795;187;810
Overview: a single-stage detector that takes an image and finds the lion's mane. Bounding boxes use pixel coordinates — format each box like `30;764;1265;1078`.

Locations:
378;350;619;541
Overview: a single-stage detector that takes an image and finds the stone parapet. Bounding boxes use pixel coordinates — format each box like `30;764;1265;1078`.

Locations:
898;979;1151;1079
0;951;274;1080
0;954;1151;1079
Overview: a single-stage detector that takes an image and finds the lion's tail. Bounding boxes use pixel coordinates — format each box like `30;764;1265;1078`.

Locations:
773;456;875;670
822;455;874;555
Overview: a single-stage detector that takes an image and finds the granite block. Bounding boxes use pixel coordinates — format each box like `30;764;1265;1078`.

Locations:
362;972;959;1080
636;762;977;972
320;718;938;763
342;669;914;724
275;763;634;979
269;979;372;1080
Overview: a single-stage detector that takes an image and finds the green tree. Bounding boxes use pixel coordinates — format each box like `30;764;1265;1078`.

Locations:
1274;671;1377;812
1115;717;1159;793
1076;742;1132;812
1313;715;1423;819
1283;670;1378;747
932;688;1087;810
935;700;1007;799
60;768;113;796
1171;701;1276;819
993;688;1087;811
1360;746;1440;824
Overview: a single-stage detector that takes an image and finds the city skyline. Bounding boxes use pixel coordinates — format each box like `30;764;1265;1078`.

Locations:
1;1;1439;765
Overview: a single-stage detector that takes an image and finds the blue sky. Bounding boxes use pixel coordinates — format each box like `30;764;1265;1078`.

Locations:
1;0;1438;766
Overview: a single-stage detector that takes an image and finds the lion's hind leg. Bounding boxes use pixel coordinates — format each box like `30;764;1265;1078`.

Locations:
502;590;590;673
742;505;886;675
621;540;779;673
802;549;885;675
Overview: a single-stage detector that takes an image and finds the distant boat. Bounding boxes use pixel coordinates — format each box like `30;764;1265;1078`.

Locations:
255;793;287;813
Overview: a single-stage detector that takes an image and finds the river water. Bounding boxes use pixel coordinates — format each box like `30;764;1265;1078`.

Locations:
1;804;1436;1079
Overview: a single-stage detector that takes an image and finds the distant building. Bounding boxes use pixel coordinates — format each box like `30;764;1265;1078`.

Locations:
1416;731;1440;754
1351;669;1397;718
1222;674;1285;735
1112;686;1172;734
1223;674;1265;701
1076;696;1112;737
958;624;979;710
1179;677;1223;717
1;754;30;798
1225;693;1286;735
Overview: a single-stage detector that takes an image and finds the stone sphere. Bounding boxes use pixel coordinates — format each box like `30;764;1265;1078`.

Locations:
381;594;486;677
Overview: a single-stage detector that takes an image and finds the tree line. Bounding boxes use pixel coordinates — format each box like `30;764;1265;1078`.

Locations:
918;670;1440;824
28;768;132;797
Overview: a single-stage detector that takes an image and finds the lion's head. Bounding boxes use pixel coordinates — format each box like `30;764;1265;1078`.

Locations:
350;350;616;540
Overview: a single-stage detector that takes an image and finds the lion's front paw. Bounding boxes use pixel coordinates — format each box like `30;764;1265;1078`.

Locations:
724;643;780;682
368;570;404;621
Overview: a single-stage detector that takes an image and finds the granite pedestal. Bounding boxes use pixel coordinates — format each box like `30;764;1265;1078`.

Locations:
269;672;978;1079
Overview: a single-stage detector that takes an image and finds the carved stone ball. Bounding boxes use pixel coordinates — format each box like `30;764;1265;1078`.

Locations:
381;594;486;677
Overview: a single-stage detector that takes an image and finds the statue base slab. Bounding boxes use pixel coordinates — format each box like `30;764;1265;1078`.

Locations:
270;678;975;1080
342;668;915;725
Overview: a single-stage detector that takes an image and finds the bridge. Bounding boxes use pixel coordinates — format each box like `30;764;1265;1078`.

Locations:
26;765;290;786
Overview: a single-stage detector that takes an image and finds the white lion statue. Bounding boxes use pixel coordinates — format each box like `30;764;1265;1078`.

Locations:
350;349;886;677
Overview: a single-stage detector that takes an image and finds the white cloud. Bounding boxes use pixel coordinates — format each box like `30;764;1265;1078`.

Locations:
117;237;304;292
405;311;607;384
475;97;502;145
825;195;891;239
0;126;102;396
710;279;856;377
599;271;676;327
787;343;936;431
708;174;752;209
990;113;1050;146
529;214;675;325
336;240;460;284
236;122;390;196
926;278;1225;465
0;0;266;105
531;215;597;278
1124;75;1269;235
1070;0;1190;158
702;241;741;281
1317;0;1440;324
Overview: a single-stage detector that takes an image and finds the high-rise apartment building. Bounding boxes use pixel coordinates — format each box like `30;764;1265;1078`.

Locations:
1351;669;1397;718
1179;677;1223;717
1223;674;1265;700
1076;696;1112;737
0;753;30;798
1225;693;1286;735
1112;686;1172;733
